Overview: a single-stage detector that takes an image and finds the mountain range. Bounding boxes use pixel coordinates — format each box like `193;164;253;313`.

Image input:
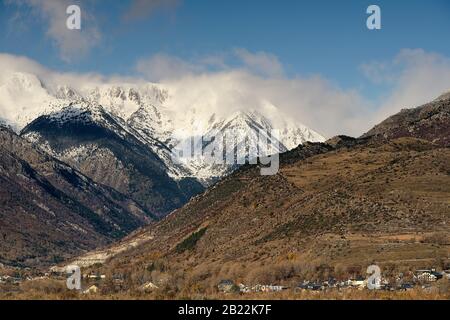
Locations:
0;72;325;267
1;69;448;288
0;72;325;183
66;94;449;296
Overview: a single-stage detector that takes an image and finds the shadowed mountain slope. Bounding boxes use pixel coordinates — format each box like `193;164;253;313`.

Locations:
0;125;154;267
21;103;204;218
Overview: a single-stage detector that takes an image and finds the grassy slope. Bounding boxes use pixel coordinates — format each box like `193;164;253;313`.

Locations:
91;137;449;297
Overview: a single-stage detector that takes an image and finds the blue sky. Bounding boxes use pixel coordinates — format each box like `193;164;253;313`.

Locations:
1;1;449;84
1;0;450;136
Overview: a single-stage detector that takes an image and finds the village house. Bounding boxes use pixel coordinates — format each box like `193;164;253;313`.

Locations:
238;283;251;293
257;284;289;293
323;278;338;288
415;269;443;282
296;281;324;291
49;265;66;274
85;272;106;280
349;276;367;289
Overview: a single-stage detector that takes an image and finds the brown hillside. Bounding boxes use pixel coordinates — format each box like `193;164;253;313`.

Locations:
93;137;449;295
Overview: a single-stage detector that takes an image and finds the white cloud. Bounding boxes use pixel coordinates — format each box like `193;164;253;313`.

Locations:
134;51;373;137
135;54;205;81
6;0;101;62
234;48;284;77
159;71;370;138
1;49;449;138
135;49;284;80
363;49;450;123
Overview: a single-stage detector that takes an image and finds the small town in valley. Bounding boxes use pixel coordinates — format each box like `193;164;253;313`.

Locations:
1;262;449;298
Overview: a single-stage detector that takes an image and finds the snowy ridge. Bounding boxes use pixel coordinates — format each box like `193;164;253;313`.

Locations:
1;72;326;183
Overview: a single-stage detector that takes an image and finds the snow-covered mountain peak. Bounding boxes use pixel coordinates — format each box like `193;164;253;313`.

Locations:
1;71;326;183
55;85;82;100
79;83;169;121
0;72;57;130
46;101;107;124
3;72;45;92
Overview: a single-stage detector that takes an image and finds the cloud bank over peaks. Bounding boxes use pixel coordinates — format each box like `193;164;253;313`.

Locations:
135;49;285;81
362;49;450;123
1;48;450;138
